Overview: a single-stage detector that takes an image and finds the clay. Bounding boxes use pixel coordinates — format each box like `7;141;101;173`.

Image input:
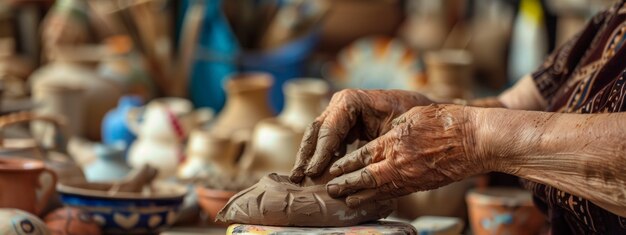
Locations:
44;207;102;235
0;158;57;216
216;173;395;227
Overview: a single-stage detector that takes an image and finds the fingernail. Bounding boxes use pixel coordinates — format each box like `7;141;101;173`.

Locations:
327;184;339;197
329;164;342;176
305;167;318;176
347;197;361;208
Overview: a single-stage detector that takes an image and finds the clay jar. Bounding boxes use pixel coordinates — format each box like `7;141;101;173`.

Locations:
0;209;51;235
238;119;302;175
210;73;274;139
0;158;57;216
424;50;473;100
278;78;329;131
217;174;395;227
31;83;85;138
177;130;241;179
466;187;545;235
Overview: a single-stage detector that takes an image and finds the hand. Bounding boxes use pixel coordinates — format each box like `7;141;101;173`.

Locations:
325;104;489;207
289;89;435;183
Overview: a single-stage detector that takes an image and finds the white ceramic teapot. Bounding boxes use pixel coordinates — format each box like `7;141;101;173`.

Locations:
127;98;212;179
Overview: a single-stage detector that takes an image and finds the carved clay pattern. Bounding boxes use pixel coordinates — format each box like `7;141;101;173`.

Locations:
528;2;626;233
216;174;395;227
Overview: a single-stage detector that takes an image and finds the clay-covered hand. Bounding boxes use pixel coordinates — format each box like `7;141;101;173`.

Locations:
289;89;435;183
325;104;488;207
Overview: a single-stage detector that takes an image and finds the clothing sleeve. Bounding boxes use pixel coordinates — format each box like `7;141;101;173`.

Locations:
531;9;610;102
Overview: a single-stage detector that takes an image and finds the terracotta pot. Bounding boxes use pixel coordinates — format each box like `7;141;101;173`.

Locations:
210;73;274;139
466;187;545;235
0;158;57;215
217;173;395;227
278;78;329;131
29;61;123;140
238;118;302;175
177;130;241;179
0;209;51;235
424;50;473;100
44;207;102;235
196;186;236;227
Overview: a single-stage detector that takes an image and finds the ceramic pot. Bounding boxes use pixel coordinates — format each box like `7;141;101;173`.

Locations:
196;186;236;227
101;96;143;149
85;143;132;182
177;130;240;179
210;73;274;139
238;118;302;175
44;207;102;235
127;98;212;179
424;50;473;100
217;173;395;227
466;187;545;235
30;61;123;140
0;209;51;235
277;78;328;131
31;82;85;139
0;158;57;215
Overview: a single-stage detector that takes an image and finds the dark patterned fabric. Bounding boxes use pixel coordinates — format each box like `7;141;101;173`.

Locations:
529;1;626;234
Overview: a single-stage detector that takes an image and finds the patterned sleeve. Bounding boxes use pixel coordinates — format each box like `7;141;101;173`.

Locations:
531;9;610;102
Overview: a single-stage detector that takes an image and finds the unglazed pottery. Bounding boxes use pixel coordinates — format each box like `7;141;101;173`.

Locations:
31;82;85;138
101;95;143;149
29;60;123;140
57;181;187;235
44;207;102;235
277;78;329;131
127;97;212;179
209;73;274;139
466;187;545;235
424;49;474;100
217;174;395;227
0;209;51;235
84;143;132;182
177;130;241;179
238;119;302;175
196;186;237;227
0;158;57;215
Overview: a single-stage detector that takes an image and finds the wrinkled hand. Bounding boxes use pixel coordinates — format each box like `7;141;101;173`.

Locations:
325;104;488;207
289;89;435;183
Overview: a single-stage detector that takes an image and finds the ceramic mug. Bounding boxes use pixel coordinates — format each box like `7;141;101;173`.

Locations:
0;158;58;215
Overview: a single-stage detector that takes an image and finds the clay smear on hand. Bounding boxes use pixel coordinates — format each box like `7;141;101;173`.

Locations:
216;173;395;227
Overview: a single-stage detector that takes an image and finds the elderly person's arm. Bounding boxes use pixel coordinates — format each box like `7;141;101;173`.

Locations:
326;104;626;217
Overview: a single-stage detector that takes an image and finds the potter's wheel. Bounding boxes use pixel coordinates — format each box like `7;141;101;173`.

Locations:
226;221;417;235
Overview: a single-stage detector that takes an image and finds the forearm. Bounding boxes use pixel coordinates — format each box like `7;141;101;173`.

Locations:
476;108;626;217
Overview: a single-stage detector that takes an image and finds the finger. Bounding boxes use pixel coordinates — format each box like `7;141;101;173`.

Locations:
330;139;384;177
304;106;359;177
290;119;323;183
326;168;377;198
345;184;414;208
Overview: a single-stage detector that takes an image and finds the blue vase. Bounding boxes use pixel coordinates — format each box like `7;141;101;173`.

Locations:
101;96;142;148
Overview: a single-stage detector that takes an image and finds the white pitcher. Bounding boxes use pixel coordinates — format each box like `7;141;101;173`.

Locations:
127;98;212;179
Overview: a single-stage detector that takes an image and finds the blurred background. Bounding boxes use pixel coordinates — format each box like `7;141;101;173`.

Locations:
0;0;618;234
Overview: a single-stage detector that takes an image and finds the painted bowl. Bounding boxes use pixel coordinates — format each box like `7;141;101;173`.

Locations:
196;186;237;226
0;209;50;235
57;181;187;234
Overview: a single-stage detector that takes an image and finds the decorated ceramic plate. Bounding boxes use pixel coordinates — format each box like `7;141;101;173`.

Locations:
326;36;425;90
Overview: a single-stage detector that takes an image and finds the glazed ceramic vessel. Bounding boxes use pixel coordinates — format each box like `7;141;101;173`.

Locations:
277;78;329;131
101;95;143;149
127;98;212;179
196;186;237;227
0;209;51;235
85;143;132;182
217;174;395;227
0;158;57;215
29;60;123;140
424;50;474;100
177;130;240;179
466;187;545;235
57;181;187;234
44;207;102;235
210;73;274;139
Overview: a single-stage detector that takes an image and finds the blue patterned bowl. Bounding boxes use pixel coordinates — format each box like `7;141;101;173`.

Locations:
57;181;187;234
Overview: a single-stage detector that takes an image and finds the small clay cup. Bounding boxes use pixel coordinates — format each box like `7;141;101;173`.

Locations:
0;158;57;216
466;187;545;235
196;186;237;226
